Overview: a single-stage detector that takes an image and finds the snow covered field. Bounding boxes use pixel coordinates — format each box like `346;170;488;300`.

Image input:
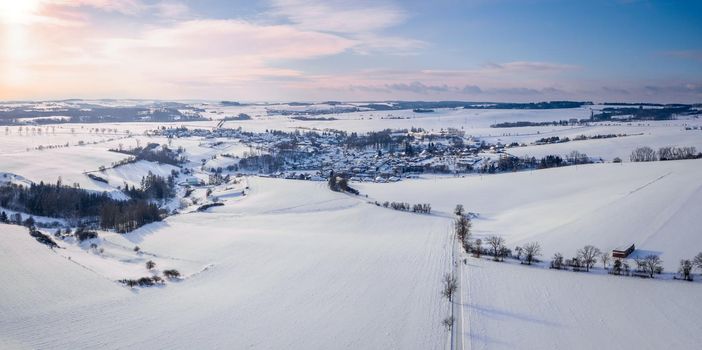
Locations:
462;258;702;349
1;179;451;349
358;159;702;270
1;106;702;349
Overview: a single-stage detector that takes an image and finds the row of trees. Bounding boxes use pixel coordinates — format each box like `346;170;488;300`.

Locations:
471;235;702;283
118;269;181;288
0;180;163;232
454;204;511;262
440;273;458;331
375;200;432;214
110;143;186;166
98;200;161;232
479;151;593;174
455;213;702;282
630;146;700;162
467;234;671;281
550;245;607;272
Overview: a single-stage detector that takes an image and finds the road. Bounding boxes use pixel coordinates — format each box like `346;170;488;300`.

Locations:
451;234;467;350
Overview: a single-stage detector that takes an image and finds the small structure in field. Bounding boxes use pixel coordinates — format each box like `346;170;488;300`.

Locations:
612;244;635;258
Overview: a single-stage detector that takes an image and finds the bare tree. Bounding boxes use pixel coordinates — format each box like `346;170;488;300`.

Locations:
630;146;657;162
642;254;663;278
693;252;702;272
454;216;472;251
550;252;564;270
679;259;693;281
442;316;455;331
441;273;458;301
601;252;611;269
577;245;601;272
454;204;464;216
522;242;541;265
461;238;472;254
498;246;510;261
634;257;646;273
486;235;505;261
473;239;482;258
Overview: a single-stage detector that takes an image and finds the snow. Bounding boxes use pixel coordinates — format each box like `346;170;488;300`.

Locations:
504;122;702;161
0;145;127;192
462;258;702;349
1;104;702;349
357;159;702;271
0;178;451;349
99;160;179;188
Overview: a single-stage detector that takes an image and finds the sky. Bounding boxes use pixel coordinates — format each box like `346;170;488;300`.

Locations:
0;0;701;103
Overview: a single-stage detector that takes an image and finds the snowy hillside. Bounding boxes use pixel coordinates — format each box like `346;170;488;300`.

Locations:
0;179;451;349
1;104;701;349
462;258;702;349
357;159;702;270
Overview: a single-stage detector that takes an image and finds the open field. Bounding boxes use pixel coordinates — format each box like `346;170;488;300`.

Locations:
1;178;451;349
1;106;701;349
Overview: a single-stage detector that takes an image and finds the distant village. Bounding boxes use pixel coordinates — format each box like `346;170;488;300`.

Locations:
153;125;603;183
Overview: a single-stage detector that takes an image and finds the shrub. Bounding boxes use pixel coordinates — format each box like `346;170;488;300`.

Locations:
197;202;224;211
163;269;181;279
137;277;155;286
74;227;98;241
28;228;58;248
120;279;138;288
87;173;109;184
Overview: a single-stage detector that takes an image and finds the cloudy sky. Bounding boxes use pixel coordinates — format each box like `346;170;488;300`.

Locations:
0;0;700;102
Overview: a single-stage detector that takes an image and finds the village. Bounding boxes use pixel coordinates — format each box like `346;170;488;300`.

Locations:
152;125;595;183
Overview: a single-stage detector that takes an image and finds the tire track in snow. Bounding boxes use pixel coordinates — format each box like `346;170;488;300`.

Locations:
626;172;671;196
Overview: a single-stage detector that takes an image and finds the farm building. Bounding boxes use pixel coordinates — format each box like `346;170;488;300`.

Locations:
612;244;635;258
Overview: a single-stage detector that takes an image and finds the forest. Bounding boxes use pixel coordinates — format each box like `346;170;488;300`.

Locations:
0;177;169;232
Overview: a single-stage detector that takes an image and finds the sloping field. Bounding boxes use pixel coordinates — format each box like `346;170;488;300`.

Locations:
460;258;702;349
2;161;702;349
357;159;702;270
0;178;452;349
0;146;125;193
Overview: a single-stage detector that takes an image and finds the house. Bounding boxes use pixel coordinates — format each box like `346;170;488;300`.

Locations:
612;244;635;258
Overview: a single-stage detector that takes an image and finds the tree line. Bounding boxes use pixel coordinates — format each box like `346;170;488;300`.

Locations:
110;143;186;166
0;180;163;232
371;200;432;214
479;151;593;173
630;146;700;162
453;204;702;282
123;171;178;200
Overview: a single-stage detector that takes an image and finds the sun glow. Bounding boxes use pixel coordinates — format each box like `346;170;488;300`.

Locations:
1;0;42;91
0;1;41;24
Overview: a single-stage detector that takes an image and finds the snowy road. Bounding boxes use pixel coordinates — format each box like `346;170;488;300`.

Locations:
453;266;464;350
451;234;467;350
